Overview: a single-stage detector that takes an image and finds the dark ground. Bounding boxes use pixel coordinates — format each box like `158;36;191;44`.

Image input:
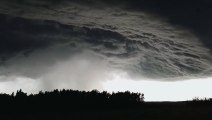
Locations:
1;102;212;120
0;89;211;120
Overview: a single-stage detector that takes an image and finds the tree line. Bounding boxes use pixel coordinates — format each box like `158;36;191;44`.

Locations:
0;89;144;111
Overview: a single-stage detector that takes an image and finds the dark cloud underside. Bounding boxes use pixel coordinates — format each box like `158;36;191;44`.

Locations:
0;0;212;87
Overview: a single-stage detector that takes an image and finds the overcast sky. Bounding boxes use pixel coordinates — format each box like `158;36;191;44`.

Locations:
0;0;212;101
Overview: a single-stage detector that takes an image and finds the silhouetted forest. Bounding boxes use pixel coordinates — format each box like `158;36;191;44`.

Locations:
0;89;144;110
0;89;212;120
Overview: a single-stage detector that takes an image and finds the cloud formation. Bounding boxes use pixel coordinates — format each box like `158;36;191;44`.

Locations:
0;0;212;93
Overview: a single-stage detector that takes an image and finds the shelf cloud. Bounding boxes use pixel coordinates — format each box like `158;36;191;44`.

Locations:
0;0;212;94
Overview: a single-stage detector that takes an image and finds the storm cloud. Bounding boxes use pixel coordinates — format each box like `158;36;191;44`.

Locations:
0;0;212;93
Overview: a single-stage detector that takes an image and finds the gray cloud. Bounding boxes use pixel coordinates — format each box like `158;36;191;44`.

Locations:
0;44;111;91
0;0;212;93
